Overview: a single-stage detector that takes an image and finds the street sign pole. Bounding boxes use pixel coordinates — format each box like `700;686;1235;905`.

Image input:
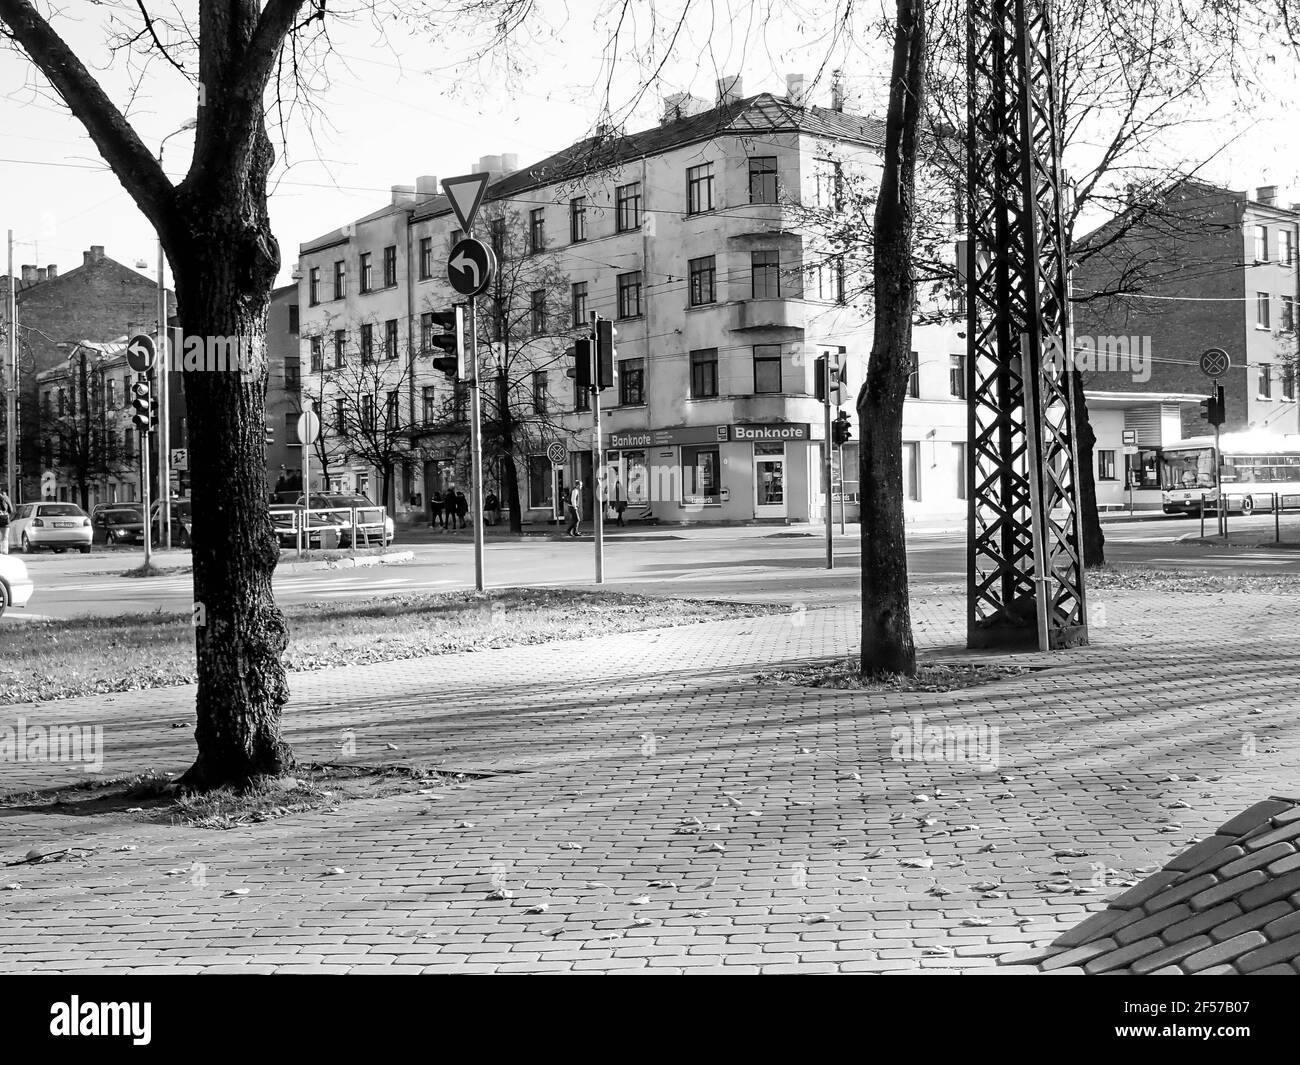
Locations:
837;441;847;534
823;358;834;570
140;419;152;568
157;241;170;551
1214;376;1224;538
593;384;605;585
468;291;485;592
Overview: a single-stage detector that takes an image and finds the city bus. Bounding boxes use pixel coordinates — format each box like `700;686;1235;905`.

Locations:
1161;432;1300;515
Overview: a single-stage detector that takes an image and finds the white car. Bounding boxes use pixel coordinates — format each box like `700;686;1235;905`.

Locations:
7;501;94;553
0;554;34;618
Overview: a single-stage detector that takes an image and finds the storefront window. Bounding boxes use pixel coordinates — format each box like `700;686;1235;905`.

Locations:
625;450;648;504
681;444;721;505
1127;448;1159;488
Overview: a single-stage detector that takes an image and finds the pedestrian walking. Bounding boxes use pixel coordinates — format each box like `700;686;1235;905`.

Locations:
455;489;469;529
0;487;12;555
613;477;627;527
565;479;583;537
430;490;443;530
484;491;500;526
441;485;454;529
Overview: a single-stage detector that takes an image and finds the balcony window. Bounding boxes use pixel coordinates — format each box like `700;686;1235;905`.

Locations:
749;156;778;204
753;344;782;394
751;250;780;299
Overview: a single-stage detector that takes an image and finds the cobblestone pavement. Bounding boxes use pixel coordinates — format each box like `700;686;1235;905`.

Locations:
2;587;1298;973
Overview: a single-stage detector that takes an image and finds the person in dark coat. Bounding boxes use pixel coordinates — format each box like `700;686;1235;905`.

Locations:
430;490;443;529
455;489;469;529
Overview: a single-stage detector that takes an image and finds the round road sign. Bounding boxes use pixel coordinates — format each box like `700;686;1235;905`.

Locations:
297;410;321;444
126;333;157;373
447;238;496;297
1199;347;1230;378
546;441;567;467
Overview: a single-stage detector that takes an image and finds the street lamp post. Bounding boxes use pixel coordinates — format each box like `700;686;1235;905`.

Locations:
156;118;196;550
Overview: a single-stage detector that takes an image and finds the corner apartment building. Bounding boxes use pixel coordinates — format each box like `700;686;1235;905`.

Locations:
1074;179;1300;508
298;76;968;525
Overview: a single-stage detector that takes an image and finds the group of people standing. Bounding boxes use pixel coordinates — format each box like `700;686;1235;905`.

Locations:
429;488;469;530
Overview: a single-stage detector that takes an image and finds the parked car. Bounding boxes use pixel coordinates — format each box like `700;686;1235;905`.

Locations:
7;501;93;553
91;503;145;545
270;504;346;549
0;554;34;619
149;499;194;547
298;493;395;546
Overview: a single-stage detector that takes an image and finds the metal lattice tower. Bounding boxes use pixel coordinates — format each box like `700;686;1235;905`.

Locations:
965;0;1088;650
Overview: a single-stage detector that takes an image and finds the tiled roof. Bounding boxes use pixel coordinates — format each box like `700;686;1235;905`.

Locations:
1011;797;1300;974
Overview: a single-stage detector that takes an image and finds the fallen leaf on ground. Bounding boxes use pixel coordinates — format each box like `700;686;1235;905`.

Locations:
900;857;934;869
221;889;249;897
558;842;583;850
486;888;514;901
524;904;549;914
648;880;677;889
632;916;653;927
632;895;650;905
802;913;830;924
323;867;345;876
961;917;993;927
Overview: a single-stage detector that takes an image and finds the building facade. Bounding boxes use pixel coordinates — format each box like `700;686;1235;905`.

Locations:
1074;179;1300;509
298;78;970;526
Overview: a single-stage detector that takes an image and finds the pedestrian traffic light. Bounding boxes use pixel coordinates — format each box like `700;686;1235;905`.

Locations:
813;354;847;405
594;316;616;390
832;410;853;446
1200;385;1225;427
130;376;151;431
568;337;593;391
264;425;274;446
429;305;466;379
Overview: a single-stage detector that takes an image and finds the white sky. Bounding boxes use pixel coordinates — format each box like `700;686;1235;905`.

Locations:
1;1;1296;291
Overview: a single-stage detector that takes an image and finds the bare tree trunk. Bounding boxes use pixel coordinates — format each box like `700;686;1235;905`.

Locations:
860;0;927;678
1070;369;1105;566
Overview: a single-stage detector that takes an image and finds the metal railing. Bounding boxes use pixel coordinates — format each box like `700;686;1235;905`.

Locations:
1198;492;1300;542
268;505;390;558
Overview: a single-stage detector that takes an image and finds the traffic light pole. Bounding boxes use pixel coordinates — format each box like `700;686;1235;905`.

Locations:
467;293;485;592
823;370;834;571
140;420;152;568
590;312;605;584
1214;377;1224;538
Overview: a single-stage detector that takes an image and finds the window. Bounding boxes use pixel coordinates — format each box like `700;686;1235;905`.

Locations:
953;442;968;500
335;399;347;434
749;156;778;204
1259;362;1272;398
420;312;434;353
360;323;374;363
333;260;345;300
753;344;782;394
419;237;433;280
385;390;399;429
1284;366;1295;401
488;218;506;259
124;430;133;457
617;271;643;318
1255;225;1269;262
570;197;588;243
751;250;781;299
528;455;555;510
1098;449;1117;481
689;256;716;306
122;376;130;407
1282;295;1296;333
530;289;547;334
907;352;920;398
529;208;546;254
383;245;397;287
106;379;116;408
450;228;464;249
288;305;300;335
686;163;714;214
813;257;845;302
816;160;843;211
385;319;399;360
284;411;299;446
1258;292;1271;329
361;394;375;429
681;444;721;505
532;371;549;414
571;282;588;328
616;182;642;231
422;385;437;424
949;354;965;399
309;338;322;373
359;252;374;294
619;357;645;405
903;442;920;500
333;329;346;368
1281;229;1295;266
308;267;320;305
57;388;65;416
690;348;718;398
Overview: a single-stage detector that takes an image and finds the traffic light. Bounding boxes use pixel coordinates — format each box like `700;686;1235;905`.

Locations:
1200;385;1225;427
813;353;846;405
429;305;466;378
594;316;617;390
829;351;847;406
832;410;853;446
149;398;159;431
130;376;151;431
568;337;593;391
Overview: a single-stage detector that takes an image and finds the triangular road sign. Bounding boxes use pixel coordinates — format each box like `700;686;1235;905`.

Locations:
441;172;491;234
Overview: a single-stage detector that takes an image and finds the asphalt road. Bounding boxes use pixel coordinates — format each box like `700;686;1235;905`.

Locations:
5;514;1300;622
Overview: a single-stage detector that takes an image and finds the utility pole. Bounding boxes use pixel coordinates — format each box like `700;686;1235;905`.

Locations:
590;311;605;584
467;285;485;593
157;241;171;549
5;229;17;503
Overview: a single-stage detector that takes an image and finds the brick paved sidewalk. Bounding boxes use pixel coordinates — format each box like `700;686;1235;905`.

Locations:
2;587;1298;973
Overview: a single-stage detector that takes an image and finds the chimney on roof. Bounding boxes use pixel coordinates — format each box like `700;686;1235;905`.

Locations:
831;70;845;112
415;175;439;197
35;268;46;283
391;184;417;206
20;265;36;282
83;246;105;265
661;93;707;124
501;154;519;175
787;73;808;108
46;263;57;280
716;75;742;107
1257;185;1278;206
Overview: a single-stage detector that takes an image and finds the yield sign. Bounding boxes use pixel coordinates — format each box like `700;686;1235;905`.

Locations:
441;172;491;234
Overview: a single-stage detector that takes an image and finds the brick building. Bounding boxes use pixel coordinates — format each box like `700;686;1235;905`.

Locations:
1074;179;1300;508
0;247;174;503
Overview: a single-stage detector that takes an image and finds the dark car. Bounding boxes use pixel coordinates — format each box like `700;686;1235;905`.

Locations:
149;499;194;547
90;503;145;545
